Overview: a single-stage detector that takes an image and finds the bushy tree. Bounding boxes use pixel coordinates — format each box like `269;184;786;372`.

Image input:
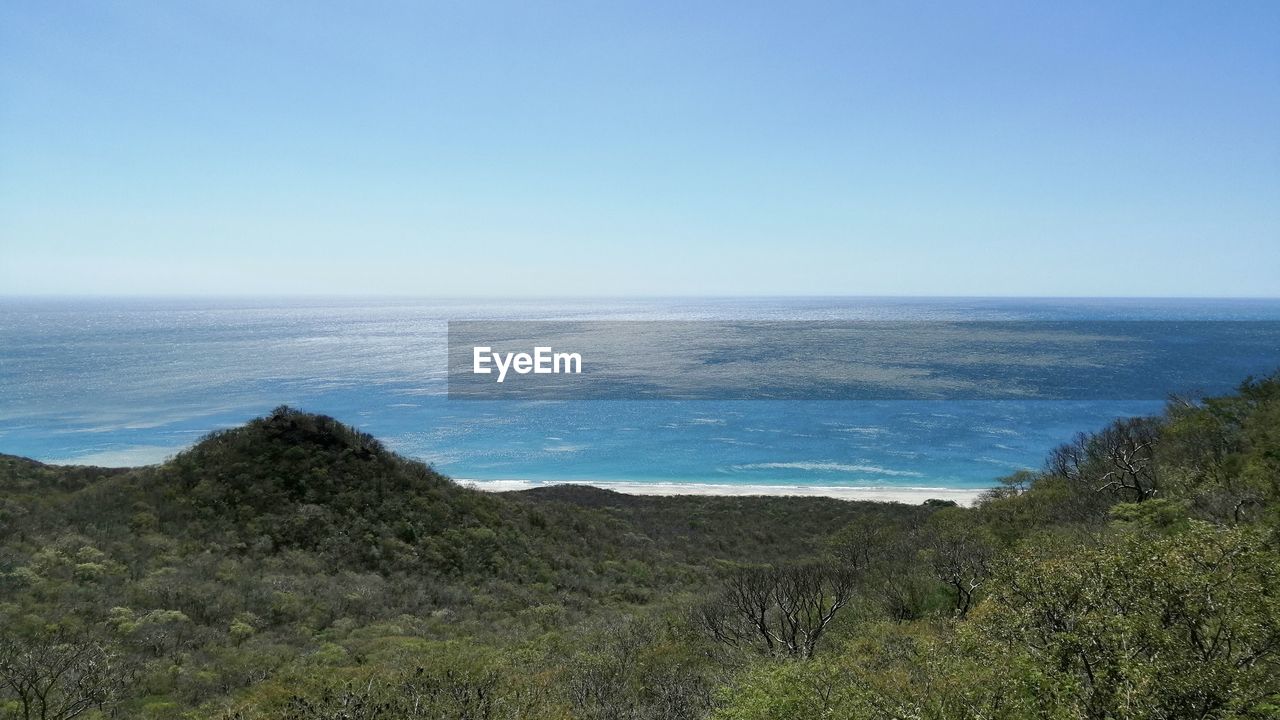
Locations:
973;523;1280;719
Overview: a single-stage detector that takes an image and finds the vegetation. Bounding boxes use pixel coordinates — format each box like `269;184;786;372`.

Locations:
2;373;1280;719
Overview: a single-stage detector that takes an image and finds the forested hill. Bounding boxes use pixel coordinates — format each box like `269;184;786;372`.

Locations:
2;374;1279;719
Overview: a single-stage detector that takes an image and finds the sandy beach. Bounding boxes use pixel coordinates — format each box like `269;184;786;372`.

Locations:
458;478;988;506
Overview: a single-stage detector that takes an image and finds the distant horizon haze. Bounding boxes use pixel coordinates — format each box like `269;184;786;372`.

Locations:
3;293;1280;301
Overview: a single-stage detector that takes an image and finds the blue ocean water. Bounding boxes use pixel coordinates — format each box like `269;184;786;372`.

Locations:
2;297;1278;492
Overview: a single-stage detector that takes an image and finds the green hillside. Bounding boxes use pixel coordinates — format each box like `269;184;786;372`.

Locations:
2;374;1280;719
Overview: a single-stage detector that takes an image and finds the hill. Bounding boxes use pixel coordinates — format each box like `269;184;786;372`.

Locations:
1;375;1279;719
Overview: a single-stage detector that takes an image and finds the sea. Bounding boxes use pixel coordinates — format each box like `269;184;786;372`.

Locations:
2;297;1278;498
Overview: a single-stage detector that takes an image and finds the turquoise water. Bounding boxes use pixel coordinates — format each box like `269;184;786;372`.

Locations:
2;297;1278;492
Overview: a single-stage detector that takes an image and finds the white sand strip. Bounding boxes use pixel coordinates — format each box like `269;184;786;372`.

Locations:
456;478;987;506
46;445;177;467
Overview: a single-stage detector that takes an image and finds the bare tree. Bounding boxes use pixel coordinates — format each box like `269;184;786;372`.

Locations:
0;634;129;720
281;680;390;720
829;518;933;622
1047;433;1088;484
696;563;856;659
1048;417;1162;502
923;511;996;617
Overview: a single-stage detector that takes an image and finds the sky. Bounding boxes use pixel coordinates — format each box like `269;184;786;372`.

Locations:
1;1;1278;297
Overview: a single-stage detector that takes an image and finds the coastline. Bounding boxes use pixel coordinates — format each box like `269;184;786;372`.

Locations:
33;447;989;506
458;478;988;506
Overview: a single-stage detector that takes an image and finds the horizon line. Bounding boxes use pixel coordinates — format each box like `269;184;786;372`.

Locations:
2;293;1280;301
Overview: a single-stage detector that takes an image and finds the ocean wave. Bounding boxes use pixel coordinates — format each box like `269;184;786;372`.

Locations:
731;461;923;477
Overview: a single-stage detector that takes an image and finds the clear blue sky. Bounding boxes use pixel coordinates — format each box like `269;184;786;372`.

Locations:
2;1;1277;296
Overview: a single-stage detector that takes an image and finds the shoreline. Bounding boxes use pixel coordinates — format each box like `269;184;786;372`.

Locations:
31;448;990;506
458;478;988;506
